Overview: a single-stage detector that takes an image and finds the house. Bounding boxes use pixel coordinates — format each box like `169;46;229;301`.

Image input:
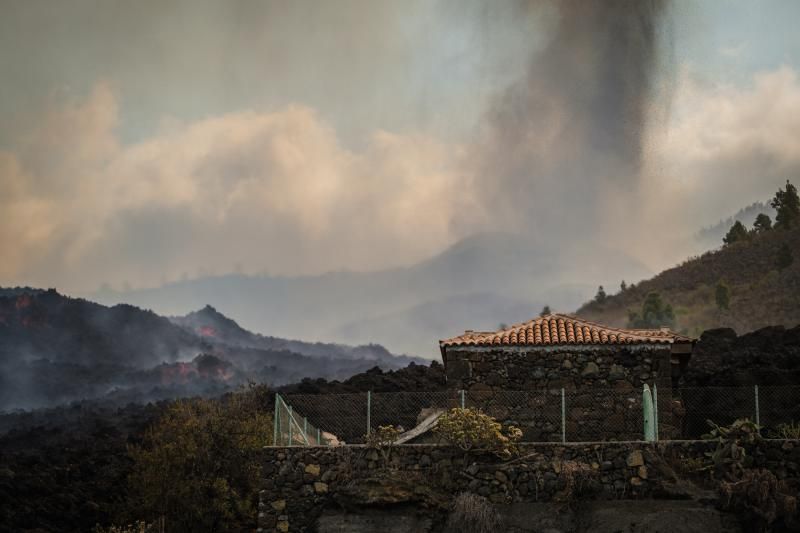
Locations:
439;313;693;440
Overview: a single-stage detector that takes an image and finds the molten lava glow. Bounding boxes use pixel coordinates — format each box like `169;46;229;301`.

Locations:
159;359;236;385
160;362;196;385
198;326;217;337
15;295;32;310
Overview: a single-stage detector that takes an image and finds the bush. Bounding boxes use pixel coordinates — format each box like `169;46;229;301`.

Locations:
770;421;800;440
720;469;798;531
434;408;521;458
554;460;597;502
365;425;401;464
126;385;272;531
702;418;799;530
444;493;500;533
702;418;760;480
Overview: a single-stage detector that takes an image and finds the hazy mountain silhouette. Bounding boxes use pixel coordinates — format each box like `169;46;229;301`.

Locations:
0;289;421;411
93;232;653;356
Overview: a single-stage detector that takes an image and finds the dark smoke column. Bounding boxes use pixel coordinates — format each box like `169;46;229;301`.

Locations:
471;0;669;237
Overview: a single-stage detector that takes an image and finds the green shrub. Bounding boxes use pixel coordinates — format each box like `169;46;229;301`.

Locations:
702;418;760;480
770;421;800;440
365;425;402;465
434;408;521;458
127;385;272;531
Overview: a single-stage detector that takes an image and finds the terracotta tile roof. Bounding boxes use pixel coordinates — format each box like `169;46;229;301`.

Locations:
439;313;691;348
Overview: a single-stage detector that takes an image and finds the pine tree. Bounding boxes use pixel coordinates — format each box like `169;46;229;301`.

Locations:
627;292;675;329
715;280;730;311
620;280;627;292
777;243;793;270
594;286;607;304
723;221;749;246
753;213;772;233
771;179;800;229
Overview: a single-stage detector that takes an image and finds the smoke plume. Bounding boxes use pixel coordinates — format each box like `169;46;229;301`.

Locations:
466;0;670;238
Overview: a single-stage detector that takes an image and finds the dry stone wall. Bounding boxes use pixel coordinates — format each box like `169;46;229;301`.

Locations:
258;440;800;532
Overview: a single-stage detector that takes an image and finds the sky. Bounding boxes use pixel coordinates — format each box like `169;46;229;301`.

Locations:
1;0;800;293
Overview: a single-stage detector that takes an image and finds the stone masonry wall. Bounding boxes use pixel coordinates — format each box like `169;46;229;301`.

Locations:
442;345;674;440
258;440;800;532
442;345;672;391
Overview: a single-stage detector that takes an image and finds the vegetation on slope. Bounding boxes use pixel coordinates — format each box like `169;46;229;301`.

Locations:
578;181;800;337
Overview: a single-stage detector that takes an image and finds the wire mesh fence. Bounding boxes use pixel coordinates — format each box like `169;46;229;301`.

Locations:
273;393;328;446
273;385;800;446
677;385;800;439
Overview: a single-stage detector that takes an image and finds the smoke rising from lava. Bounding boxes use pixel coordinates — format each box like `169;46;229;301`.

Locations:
1;0;798;293
462;0;671;239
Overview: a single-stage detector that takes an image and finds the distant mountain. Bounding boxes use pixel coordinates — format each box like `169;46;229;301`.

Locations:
171;305;405;363
0;289;421;411
92;232;653;356
576;225;800;337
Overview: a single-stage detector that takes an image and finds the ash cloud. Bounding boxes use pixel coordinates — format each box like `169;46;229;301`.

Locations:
463;0;671;238
1;0;799;294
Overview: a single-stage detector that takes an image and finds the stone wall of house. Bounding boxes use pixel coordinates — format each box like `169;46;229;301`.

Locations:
442;345;672;391
442;345;675;440
257;440;800;532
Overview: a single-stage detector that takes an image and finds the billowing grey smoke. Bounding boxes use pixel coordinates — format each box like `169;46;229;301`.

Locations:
469;0;670;238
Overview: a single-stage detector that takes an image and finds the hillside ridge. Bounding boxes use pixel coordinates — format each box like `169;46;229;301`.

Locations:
576;226;800;336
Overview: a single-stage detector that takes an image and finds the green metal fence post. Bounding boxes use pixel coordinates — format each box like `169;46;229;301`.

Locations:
653;384;659;441
754;385;760;430
561;388;566;443
460;389;465;409
643;384;656;442
366;390;372;436
288;405;293;446
273;393;281;446
317;427;321;446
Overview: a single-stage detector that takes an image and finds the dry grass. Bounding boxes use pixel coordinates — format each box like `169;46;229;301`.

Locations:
444;493;501;533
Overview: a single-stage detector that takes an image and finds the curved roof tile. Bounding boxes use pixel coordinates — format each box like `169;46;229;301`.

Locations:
440;313;691;348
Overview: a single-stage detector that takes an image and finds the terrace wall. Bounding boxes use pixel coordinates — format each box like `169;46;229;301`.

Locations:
258;440;800;532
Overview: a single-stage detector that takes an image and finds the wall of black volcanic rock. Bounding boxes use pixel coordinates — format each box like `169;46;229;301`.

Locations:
682;325;800;387
257;440;800;532
441;345;674;440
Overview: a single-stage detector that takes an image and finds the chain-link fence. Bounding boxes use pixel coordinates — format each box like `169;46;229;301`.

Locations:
677;385;800;438
273;393;328;446
273;385;800;446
